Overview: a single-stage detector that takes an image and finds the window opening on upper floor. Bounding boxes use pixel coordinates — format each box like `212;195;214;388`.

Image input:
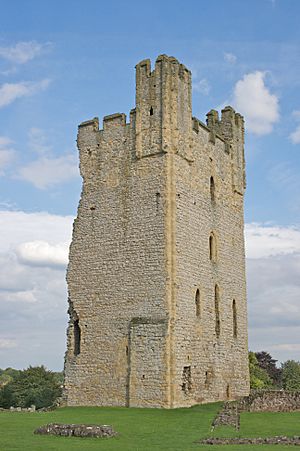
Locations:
232;299;237;338
195;288;201;317
226;383;230;399
209;232;217;262
149;106;154;116
215;285;221;339
210;176;215;203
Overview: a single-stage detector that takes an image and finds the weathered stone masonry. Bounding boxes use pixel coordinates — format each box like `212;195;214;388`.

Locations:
64;55;250;408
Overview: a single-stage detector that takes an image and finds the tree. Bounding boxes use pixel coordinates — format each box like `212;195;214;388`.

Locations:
0;367;21;390
249;351;274;389
255;351;282;387
281;360;300;391
0;366;62;409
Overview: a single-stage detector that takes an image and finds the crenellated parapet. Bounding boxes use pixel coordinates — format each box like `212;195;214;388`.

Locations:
205;106;246;193
76;56;246;195
135;54;192;160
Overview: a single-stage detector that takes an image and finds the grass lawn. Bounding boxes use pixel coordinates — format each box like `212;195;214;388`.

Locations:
0;403;300;451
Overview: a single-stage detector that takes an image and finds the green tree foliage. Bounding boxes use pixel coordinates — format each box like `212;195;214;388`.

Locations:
281;360;300;391
255;351;282;386
0;368;21;388
0;366;62;409
249;351;274;389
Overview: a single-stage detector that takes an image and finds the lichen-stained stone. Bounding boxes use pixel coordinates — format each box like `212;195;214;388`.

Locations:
63;55;250;408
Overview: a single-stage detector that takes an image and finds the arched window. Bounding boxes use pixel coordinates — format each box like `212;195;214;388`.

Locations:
232;299;237;338
209;232;217;262
195;289;200;317
74;319;81;356
214;285;220;338
210;176;215;202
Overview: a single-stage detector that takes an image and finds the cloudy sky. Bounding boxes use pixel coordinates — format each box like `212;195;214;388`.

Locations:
0;0;299;371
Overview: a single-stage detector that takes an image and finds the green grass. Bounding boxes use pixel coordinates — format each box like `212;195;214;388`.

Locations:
0;404;300;451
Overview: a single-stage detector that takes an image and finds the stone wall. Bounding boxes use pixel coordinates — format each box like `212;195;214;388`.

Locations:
64;55;250;408
240;390;300;412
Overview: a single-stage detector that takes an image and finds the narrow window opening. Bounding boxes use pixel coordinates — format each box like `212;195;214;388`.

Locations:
74;319;81;356
181;366;192;395
204;371;208;387
215;285;220;338
155;192;161;211
205;369;213;387
125;345;129;356
210;176;215;202
149;106;154;116
209;233;217;262
233;299;237;338
226;384;230;399
195;288;201;317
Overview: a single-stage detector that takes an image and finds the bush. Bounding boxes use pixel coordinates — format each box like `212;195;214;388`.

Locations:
249;351;274;389
281;360;300;391
0;366;62;409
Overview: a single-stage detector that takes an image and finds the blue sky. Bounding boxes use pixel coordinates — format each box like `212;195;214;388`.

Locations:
0;0;299;370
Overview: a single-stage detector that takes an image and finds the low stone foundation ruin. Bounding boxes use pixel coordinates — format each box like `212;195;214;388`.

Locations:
213;390;300;429
239;390;300;412
199;436;300;446
34;423;117;438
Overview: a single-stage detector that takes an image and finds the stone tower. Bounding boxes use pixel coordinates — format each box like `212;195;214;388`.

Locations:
64;55;250;408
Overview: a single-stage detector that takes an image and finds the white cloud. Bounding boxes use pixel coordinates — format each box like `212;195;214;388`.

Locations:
17;154;79;189
0;136;16;175
193;78;210;95
232;71;279;135
246;223;300;363
1;67;18;76
292;110;300;120
0;339;17;349
224;52;237;64
16;240;68;268
2;290;38;304
0;210;73;251
0;137;13;148
0;41;48;64
245;223;300;259
0;210;73;369
290;126;300;144
0;79;50;108
289;110;300;144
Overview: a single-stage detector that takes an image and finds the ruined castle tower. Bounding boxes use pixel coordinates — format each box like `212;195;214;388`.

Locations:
64;55;250;408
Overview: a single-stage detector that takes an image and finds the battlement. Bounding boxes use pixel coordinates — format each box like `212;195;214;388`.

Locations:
77;55;245;191
78;117;99;131
135;54;191;78
103;113;126;130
